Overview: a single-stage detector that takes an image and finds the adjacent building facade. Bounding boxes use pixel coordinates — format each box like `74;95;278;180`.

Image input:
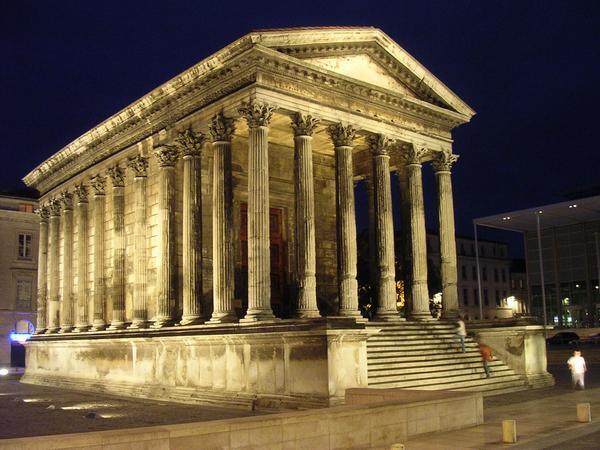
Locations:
22;27;479;407
0;195;38;369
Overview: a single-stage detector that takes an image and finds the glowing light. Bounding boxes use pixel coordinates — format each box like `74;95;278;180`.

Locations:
506;296;516;309
22;398;51;403
61;403;117;410
0;369;8;376
569;204;578;209
9;333;31;343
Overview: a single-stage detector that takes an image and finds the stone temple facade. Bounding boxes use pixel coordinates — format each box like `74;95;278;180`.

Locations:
22;27;483;408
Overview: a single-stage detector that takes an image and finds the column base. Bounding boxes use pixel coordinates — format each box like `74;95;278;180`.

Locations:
151;318;175;328
207;312;238;324
408;311;436;321
90;320;107;331
45;327;60;334
58;326;74;333
240;309;278;323
73;325;91;333
296;309;321;319
107;321;127;331
34;328;47;335
372;311;405;322
338;309;363;318
441;310;459;320
127;320;148;330
179;316;205;326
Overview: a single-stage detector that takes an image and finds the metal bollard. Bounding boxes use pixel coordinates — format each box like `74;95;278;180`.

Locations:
389;444;405;450
502;419;517;444
577;403;591;423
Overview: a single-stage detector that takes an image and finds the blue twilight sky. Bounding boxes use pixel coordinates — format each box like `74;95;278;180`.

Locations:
2;0;599;249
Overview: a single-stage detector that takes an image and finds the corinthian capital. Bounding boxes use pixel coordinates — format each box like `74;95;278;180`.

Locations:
401;143;428;165
60;191;73;210
175;128;206;157
107;166;125;187
127;154;148;177
367;133;390;156
89;175;106;195
432;151;459;173
327;123;357;147
153;145;180;167
35;204;50;220
74;184;88;203
209;112;235;142
239;101;276;128
48;198;62;216
291;113;320;137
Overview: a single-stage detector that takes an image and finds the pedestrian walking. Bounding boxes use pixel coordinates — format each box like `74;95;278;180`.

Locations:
478;342;494;378
456;317;466;353
567;350;587;389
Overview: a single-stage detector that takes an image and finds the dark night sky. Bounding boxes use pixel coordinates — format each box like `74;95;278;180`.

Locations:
2;0;599;248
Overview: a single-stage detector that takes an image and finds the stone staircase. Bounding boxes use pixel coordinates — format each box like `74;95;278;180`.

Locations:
366;321;528;396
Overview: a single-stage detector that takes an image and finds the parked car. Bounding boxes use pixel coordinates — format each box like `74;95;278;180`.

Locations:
546;332;579;345
577;332;600;345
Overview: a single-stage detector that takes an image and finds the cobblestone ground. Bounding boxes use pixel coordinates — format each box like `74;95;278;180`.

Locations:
0;380;263;439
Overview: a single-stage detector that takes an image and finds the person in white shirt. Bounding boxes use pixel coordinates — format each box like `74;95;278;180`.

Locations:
456;318;467;353
567;350;587;390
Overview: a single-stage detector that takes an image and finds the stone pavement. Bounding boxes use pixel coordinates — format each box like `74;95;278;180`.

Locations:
405;362;600;449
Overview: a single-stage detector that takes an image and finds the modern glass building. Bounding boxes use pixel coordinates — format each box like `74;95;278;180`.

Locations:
474;195;600;328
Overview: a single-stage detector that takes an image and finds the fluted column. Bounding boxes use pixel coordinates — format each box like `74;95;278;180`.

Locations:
368;134;400;321
397;166;412;317
365;177;378;302
90;175;107;331
107;166;126;330
74;185;90;332
433;151;460;319
328;123;361;317
153;145;179;327
127;155;149;329
175;129;206;325
46;199;61;333
35;206;49;334
292;113;320;318
59;192;74;332
208;113;237;323
402;144;431;320
239;101;277;322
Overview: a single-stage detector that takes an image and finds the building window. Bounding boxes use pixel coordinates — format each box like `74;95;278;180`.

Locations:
502;268;507;283
463;288;469;305
511;279;515;289
492;246;496;256
18;233;32;259
472;266;477;280
482;267;487;282
471;244;475;255
494;268;499;282
484;289;489;306
519;279;524;289
460;243;465;255
462;265;467;280
473;289;479;305
480;245;485;257
503;290;507;299
495;290;500;306
16;279;32;310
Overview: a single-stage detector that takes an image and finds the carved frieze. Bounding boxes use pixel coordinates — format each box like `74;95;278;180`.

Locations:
89;175;106;195
209;112;235;142
431;151;459;173
127;155;149;177
107;166;125;187
367;133;390;156
239;101;276;128
154;145;179;167
327;123;357;147
291;113;320;137
175;128;206;157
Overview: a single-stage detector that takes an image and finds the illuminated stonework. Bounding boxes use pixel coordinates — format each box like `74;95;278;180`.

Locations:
22;27;502;408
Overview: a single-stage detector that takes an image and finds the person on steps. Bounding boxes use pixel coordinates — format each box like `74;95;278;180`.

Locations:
478;341;494;378
567;350;587;390
456;317;467;353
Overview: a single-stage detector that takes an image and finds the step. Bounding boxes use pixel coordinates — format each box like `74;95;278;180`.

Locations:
367;352;483;364
369;373;525;390
368;360;508;375
366;341;477;350
366;347;481;357
368;367;517;384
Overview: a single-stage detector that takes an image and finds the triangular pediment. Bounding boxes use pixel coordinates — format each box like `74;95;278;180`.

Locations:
303;54;418;98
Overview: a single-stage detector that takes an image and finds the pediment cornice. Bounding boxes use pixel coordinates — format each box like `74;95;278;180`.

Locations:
24;28;473;194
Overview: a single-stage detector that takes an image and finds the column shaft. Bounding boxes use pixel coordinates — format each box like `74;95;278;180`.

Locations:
292;114;320;318
397;167;412;316
405;148;431;320
46;202;61;333
59;195;74;332
74;190;90;332
108;170;126;329
369;135;400;321
91;188;106;330
181;153;203;324
35;208;49;333
434;152;460;319
128;156;148;328
209;135;236;323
